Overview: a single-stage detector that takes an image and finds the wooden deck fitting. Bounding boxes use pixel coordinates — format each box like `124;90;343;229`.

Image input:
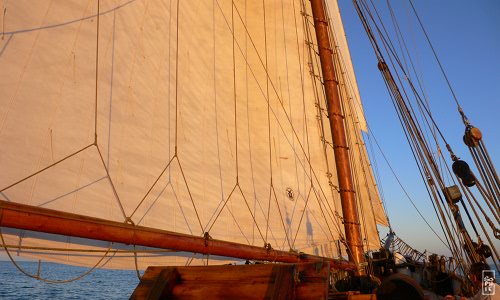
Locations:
130;262;331;300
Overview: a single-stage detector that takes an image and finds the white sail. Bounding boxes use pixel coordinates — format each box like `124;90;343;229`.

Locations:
0;0;386;270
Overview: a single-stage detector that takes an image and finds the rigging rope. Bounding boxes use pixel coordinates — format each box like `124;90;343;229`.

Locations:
367;126;449;249
0;0;408;272
351;0;489;273
217;0;348;247
300;1;346;241
0;227;112;283
407;0;461;110
93;0;100;144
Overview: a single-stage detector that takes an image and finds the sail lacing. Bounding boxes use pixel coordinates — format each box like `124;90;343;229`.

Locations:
301;2;346;243
228;0;361;248
0;0;387;273
305;24;346;245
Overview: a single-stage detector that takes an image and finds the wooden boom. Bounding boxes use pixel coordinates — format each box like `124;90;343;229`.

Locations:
0;200;355;271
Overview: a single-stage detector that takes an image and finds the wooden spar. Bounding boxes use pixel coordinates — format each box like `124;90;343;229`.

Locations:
309;0;366;274
0;200;355;271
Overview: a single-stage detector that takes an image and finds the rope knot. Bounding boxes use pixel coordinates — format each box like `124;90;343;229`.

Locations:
204;232;212;247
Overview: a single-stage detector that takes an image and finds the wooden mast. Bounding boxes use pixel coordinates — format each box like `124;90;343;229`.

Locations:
0;200;356;270
309;0;366;274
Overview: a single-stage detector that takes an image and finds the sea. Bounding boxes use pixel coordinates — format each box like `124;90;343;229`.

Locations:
1;260;498;299
0;261;139;299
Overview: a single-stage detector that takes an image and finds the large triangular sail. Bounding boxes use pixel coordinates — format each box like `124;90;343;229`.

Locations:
0;0;387;270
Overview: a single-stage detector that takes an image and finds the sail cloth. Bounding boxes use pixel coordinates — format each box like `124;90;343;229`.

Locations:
0;0;386;270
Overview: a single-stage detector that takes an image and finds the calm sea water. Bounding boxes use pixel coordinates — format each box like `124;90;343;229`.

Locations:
1;260;498;299
0;261;139;299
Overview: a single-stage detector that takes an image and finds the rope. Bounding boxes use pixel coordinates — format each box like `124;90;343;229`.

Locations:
95;145;127;220
270;186;293;250
212;0;345;248
359;0;455;157
233;1;347;242
331;35;373;268
0;227;112;283
128;155;176;220
174;0;179;154
175;158;204;233
0;244;176;254
300;2;345;238
292;186;313;247
460;183;500;271
0;144;93;193
133;245;142;280
93;0;100;144
407;0;461;109
368;126;449;248
478;141;500;196
351;0;493;271
261;0;273;244
470;144;500;214
232;0;239;182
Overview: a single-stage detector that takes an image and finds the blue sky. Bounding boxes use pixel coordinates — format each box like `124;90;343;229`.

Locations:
338;0;500;255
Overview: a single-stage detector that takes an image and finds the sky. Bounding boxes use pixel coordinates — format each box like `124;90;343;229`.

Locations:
337;0;500;256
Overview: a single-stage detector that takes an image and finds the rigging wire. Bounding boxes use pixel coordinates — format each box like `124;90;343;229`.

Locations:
93;0;100;145
262;0;272;244
326;0;393;235
353;0;499;274
374;2;500;234
365;6;476;268
365;133;391;228
232;0;239;182
386;1;444;179
356;0;438;230
331;34;375;264
390;0;499;240
367;125;449;249
460;182;500;271
358;1;464;186
407;0;461;109
213;0;347;248
0;0;405;270
304;21;345;239
231;2;352;244
388;1;496;255
292;41;341;249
